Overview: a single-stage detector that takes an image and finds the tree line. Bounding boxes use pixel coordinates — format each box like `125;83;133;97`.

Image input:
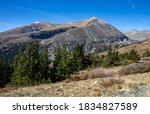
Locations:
0;40;149;88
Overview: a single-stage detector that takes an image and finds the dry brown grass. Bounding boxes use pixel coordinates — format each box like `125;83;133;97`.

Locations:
100;40;150;57
100;73;150;96
117;40;150;57
119;73;150;91
0;72;150;97
118;60;150;75
100;77;123;88
69;68;115;81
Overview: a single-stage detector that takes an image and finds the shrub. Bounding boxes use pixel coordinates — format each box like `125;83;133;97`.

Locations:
92;69;114;77
119;62;150;75
100;77;123;88
143;50;150;57
69;68;114;81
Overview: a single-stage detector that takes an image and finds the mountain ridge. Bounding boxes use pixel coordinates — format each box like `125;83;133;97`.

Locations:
124;29;150;42
0;17;134;61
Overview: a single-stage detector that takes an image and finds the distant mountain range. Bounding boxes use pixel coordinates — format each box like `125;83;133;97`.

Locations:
0;17;137;60
124;30;150;42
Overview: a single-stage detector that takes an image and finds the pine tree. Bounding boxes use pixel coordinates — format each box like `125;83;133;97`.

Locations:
11;45;31;86
128;49;140;62
11;40;51;86
101;45;120;67
52;44;86;82
72;44;85;71
119;53;129;66
52;45;71;82
52;43;100;82
0;55;5;87
40;44;51;82
0;52;12;87
30;40;41;84
84;53;101;68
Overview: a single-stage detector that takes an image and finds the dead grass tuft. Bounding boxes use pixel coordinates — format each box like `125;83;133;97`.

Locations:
69;68;114;81
100;77;124;88
119;61;150;75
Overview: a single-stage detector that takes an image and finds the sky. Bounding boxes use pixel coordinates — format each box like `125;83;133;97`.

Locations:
0;0;150;32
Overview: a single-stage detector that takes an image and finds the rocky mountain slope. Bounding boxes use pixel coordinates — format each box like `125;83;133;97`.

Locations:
124;30;150;42
44;17;132;54
0;17;133;60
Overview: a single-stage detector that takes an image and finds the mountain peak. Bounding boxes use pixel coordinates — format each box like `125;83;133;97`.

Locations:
88;17;99;21
33;21;40;24
86;17;106;25
70;17;106;27
89;17;97;20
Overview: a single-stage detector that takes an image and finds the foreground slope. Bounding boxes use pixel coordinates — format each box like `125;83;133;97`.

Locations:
0;72;150;97
1;57;150;97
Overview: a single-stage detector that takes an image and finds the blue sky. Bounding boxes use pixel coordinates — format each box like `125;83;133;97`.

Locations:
0;0;150;32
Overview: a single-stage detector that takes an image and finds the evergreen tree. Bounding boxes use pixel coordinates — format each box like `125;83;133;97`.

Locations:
84;53;101;68
0;51;12;87
128;49;140;62
101;46;120;67
29;40;41;84
119;53;129;66
72;44;85;71
52;44;88;82
11;40;51;86
11;45;31;86
40;44;51;82
52;45;71;82
0;56;5;87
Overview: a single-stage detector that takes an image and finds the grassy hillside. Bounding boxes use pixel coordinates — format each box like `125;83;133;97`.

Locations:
100;40;150;57
118;40;150;56
117;40;150;57
0;72;150;97
0;57;150;97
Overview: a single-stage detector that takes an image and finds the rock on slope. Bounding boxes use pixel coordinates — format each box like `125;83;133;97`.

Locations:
0;17;132;60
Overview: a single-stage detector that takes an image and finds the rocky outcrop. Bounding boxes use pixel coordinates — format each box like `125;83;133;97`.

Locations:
29;26;77;39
